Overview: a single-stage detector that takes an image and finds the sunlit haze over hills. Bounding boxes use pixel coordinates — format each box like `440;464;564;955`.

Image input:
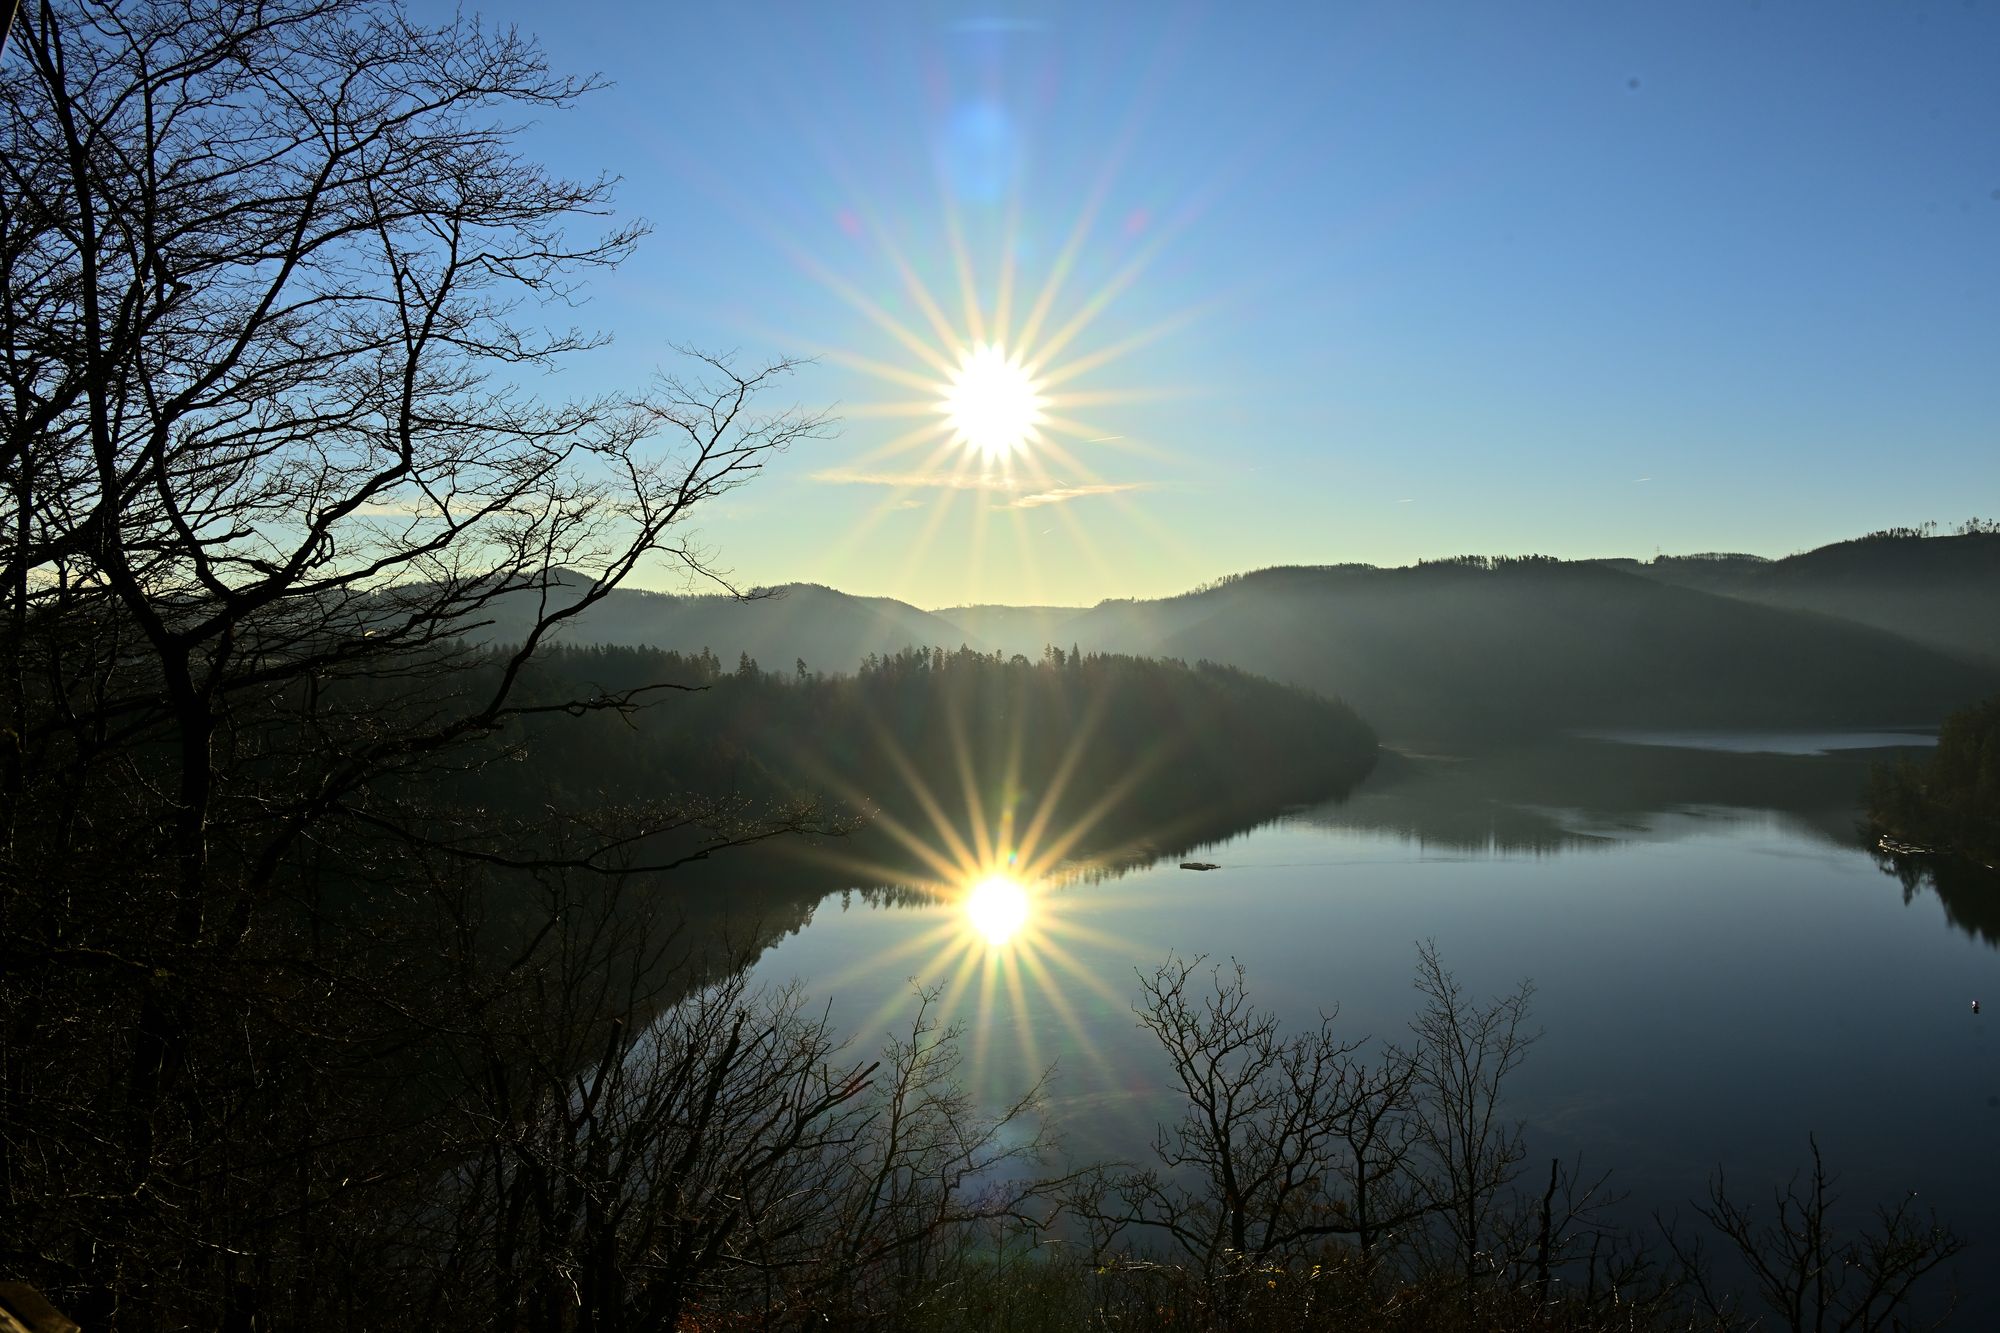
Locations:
455;0;1998;607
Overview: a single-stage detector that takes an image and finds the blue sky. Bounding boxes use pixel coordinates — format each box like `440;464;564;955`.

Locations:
450;1;1998;606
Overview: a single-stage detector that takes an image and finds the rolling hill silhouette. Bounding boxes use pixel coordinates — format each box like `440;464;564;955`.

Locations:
464;572;981;673
927;604;1086;656
466;541;2000;746
951;560;1993;744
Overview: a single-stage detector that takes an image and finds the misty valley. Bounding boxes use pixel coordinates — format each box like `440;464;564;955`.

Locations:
352;535;2000;1324
9;3;2000;1329
13;522;2000;1331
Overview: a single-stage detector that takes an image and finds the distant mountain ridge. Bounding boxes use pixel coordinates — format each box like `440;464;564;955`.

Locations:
927;604;1086;657
467;534;2000;745
1054;558;1989;743
468;573;983;674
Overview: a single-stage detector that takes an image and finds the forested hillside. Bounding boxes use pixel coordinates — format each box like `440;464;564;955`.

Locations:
937;559;1995;744
1128;559;1991;743
467;556;1993;750
453;534;2000;751
926;603;1085;656
464;570;982;668
1623;529;2000;665
462;643;1379;855
1870;693;2000;868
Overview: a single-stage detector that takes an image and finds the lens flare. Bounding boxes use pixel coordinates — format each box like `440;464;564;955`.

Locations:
964;873;1032;947
940;343;1046;462
792;703;1164;1143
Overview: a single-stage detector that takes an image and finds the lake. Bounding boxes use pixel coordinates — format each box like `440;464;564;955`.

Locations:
732;733;1998;1314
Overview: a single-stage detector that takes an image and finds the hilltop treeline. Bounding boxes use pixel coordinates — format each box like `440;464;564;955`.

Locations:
465;642;1379;855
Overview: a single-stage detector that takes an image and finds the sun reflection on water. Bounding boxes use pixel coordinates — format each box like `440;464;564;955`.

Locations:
963;872;1032;948
784;687;1172;1126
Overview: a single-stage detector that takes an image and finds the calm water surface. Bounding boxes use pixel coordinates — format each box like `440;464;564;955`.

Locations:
739;734;2000;1308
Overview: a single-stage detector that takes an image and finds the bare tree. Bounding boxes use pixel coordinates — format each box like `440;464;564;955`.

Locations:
0;1;829;1322
1664;1134;1965;1333
1494;1154;1661;1323
1080;954;1434;1324
1073;948;1638;1331
1400;937;1538;1291
405;858;1058;1333
2;0;830;920
809;986;1064;1328
1329;1036;1425;1272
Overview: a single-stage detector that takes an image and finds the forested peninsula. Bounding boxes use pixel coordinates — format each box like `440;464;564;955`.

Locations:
1870;694;2000;870
452;642;1380;860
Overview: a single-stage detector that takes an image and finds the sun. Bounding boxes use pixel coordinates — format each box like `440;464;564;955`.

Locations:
940;343;1046;462
964;873;1032;948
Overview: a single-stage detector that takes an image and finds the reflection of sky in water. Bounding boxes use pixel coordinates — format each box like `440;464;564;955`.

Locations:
747;744;1997;1310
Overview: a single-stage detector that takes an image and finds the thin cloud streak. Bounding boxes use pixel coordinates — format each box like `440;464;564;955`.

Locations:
1002;483;1150;510
813;467;1020;492
815;468;1152;511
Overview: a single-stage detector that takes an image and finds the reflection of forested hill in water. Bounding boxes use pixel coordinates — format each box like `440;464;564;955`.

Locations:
1874;854;2000;949
421;645;1377;999
665;736;2000;975
748;738;1904;908
1282;737;2000;952
1282;738;1904;855
644;784;1338;949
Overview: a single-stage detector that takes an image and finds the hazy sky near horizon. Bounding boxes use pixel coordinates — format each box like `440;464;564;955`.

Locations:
452;0;1996;608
